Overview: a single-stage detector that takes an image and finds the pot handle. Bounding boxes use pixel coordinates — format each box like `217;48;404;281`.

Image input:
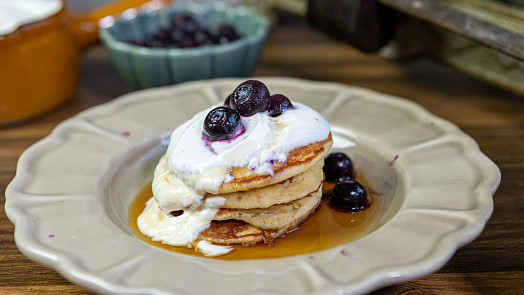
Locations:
71;0;171;50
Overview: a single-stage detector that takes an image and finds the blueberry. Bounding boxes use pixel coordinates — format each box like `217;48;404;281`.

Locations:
153;28;172;44
143;34;163;47
203;106;243;141
170;27;185;44
194;29;215;46
230;80;270;117
130;40;145;47
328;179;368;212
323;152;353;181
178;36;198;48
268;94;293;117
217;24;239;43
172;15;200;36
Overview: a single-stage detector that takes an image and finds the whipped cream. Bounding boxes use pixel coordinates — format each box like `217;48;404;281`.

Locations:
138;197;225;246
196;240;233;257
166;102;331;193
152;155;206;213
0;0;62;36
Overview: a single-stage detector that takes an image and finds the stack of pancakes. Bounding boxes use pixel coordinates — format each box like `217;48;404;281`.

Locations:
198;133;333;246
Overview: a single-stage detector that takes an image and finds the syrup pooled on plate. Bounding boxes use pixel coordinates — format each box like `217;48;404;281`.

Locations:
129;177;379;260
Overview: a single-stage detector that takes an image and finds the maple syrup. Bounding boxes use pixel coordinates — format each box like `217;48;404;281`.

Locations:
129;179;380;260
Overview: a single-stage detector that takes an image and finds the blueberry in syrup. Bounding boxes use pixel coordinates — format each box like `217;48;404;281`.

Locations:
230;80;270;117
328;179;368;212
323;152;354;181
203;106;243;141
268;94;293;117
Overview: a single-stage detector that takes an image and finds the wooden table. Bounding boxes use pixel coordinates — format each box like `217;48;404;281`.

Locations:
1;12;523;295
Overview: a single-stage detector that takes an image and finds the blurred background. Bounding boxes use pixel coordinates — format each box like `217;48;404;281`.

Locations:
65;0;524;95
2;0;522;126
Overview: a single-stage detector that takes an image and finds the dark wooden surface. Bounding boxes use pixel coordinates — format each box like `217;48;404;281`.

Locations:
1;12;523;295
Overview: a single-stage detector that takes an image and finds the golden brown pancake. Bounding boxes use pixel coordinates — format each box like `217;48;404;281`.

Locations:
204;160;324;209
215;133;332;194
199;220;273;246
199;187;322;245
214;185;322;229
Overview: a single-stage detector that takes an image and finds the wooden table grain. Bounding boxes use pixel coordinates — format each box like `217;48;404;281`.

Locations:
1;12;523;295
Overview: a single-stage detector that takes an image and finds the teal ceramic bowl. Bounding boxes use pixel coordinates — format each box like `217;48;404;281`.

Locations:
99;2;269;89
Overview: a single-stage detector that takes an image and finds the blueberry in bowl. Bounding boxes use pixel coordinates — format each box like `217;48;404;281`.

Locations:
99;2;269;89
130;14;240;49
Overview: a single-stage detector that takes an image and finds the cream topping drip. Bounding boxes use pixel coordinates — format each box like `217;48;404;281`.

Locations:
138;197;225;246
152;155;204;213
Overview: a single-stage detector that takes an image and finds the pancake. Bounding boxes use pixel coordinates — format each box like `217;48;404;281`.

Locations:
214;185;322;229
215;133;332;194
205;160;324;209
199;221;275;246
199;187;322;246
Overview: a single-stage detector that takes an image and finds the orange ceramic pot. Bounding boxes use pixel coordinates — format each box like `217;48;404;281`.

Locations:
0;0;168;126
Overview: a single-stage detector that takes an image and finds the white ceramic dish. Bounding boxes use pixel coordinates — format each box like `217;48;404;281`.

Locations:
5;77;499;295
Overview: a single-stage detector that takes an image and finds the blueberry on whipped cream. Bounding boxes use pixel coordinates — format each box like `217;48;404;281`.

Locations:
203;106;244;141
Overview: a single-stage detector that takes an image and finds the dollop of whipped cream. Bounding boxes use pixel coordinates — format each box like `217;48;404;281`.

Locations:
0;0;62;36
166;102;330;194
137;197;224;246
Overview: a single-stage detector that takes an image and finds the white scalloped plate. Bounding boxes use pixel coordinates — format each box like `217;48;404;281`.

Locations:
5;78;499;295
